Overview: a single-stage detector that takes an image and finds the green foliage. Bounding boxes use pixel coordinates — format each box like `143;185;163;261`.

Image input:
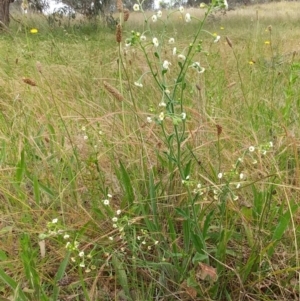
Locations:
0;2;300;300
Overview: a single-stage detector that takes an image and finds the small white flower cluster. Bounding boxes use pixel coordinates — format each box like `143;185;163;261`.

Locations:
102;193;112;206
39;218;67;240
66;241;94;271
136;229;159;251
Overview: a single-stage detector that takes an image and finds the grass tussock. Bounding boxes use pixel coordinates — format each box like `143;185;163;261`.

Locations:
0;2;300;300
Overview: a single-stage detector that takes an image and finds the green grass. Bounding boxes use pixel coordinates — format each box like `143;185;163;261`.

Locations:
0;2;300;300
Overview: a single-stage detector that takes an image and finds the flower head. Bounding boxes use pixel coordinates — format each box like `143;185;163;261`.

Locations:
153;37;159;47
185;13;191;22
168;37;175;44
103;199;110;206
178;54;186;61
30;28;38;34
190;62;205;74
200;2;206;8
249;146;255;152
214;35;221;43
134;81;143;87
179;6;184;13
158;112;165;121
173;47;177;56
140;35;146;42
264;40;270;45
133;4;139;11
152;15;157;22
163;60;171;70
157;10;162;17
147;117;152;123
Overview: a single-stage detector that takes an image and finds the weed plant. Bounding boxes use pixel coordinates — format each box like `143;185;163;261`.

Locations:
0;1;300;301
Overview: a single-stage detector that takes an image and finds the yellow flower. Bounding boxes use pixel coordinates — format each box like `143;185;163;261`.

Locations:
264;40;270;45
249;61;254;65
30;28;38;34
200;2;206;8
213;32;218;37
220;26;224;30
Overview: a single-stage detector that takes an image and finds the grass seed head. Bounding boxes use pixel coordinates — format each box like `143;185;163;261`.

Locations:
103;81;124;101
226;36;233;48
116;24;122;43
117;0;123;12
123;8;130;21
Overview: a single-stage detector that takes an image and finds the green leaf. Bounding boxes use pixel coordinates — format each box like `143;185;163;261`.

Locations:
111;255;132;301
154;52;159;59
52;251;71;301
119;160;134;207
0;268;27;301
267;204;297;257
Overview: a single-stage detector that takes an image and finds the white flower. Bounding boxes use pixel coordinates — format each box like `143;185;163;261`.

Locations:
79;251;85;257
152;15;157;22
179;6;184;13
163;60;171;70
233;195;239;201
147;117;152;123
159;101;166;107
112;224;117;228
200;2;206;8
134;81;143;87
153;37;159;47
190;62;205;74
79;262;85;268
63;234;70;240
178;54;186;61
71;257;76;262
157;10;162;17
81;126;86;131
112;217;118;222
158;112;164;121
217;173;223;179
249;146;255;152
214;35;221;43
140;35;146;41
65;242;71;248
223;0;228;10
236;183;241;189
168;37;175;44
103;199;110;205
269;141;273;148
181;112;186;120
165;89;170;94
125;41;131;47
107;194;112;198
239;173;244;180
109;236;113;241
185;13;191;22
83;135;88;140
133;4;139;11
173;47;177;56
52;218;58;224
